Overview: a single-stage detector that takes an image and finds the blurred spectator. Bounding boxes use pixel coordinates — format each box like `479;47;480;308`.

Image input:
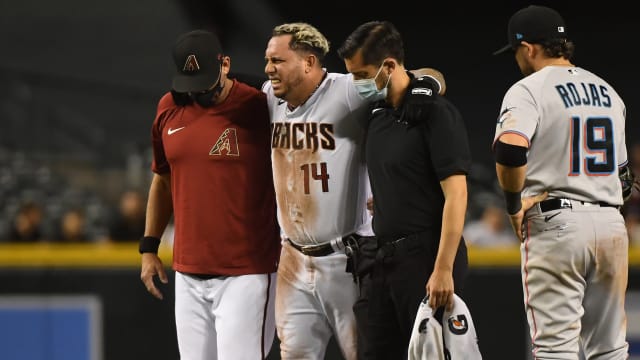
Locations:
624;211;640;247
52;208;90;242
106;189;147;242
8;201;44;242
463;202;517;247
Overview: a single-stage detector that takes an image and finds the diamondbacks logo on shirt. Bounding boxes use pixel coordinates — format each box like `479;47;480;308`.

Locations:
183;54;200;73
209;128;239;156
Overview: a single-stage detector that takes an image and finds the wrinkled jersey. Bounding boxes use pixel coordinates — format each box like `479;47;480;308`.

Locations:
494;66;627;205
263;72;373;245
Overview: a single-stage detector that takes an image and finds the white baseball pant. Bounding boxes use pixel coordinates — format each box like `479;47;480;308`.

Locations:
276;240;359;359
174;271;276;360
522;201;629;359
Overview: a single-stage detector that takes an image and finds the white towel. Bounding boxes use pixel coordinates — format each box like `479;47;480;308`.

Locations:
408;294;482;360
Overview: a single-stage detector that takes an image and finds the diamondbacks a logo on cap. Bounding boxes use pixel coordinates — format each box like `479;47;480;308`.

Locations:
182;54;200;73
558;26;565;33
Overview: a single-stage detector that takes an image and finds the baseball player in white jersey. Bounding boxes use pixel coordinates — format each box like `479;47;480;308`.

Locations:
492;5;631;359
262;22;373;360
262;22;446;359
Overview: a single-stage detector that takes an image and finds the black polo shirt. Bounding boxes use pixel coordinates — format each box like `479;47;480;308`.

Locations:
365;94;471;238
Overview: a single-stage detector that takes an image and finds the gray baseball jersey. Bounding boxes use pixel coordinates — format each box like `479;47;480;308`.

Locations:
494;66;627;205
263;71;373;245
494;65;630;358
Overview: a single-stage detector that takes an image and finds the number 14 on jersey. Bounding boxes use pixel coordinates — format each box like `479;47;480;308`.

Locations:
301;162;330;194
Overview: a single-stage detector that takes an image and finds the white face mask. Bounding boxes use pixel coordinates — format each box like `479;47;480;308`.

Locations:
353;63;390;101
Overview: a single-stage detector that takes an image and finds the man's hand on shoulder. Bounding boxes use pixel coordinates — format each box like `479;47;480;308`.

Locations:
402;68;444;125
410;68;446;95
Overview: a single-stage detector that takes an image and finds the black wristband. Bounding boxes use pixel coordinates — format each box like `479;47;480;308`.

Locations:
139;236;161;254
503;190;522;215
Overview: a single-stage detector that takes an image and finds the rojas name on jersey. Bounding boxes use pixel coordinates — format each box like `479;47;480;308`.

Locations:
555;81;611;109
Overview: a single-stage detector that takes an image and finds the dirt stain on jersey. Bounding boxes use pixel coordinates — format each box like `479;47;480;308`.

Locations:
595;233;629;291
274;243;302;344
273;147;320;242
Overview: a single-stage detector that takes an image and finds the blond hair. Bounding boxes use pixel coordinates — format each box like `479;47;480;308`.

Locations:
272;22;330;61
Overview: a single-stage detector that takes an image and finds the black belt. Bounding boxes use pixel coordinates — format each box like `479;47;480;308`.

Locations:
287;234;360;257
539;198;619;213
186;273;224;280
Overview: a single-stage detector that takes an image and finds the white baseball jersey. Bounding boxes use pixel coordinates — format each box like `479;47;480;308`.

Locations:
408;294;482;360
493;66;627;205
263;71;373;245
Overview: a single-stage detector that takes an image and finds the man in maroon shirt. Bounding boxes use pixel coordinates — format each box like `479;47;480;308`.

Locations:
139;29;281;360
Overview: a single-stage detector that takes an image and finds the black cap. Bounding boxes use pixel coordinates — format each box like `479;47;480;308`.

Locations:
493;5;568;55
172;30;223;92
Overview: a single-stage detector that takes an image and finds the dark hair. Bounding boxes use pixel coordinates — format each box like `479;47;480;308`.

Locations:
539;38;575;60
337;21;404;65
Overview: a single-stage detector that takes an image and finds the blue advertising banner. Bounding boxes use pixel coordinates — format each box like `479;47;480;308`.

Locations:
0;296;102;360
628;291;640;360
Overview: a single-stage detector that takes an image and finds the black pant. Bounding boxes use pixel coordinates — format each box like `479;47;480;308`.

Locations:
354;232;468;359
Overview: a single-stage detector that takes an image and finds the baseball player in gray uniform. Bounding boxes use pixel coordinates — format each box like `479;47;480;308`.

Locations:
492;5;631;359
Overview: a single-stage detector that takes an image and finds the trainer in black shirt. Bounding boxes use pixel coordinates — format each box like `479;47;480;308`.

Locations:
338;20;472;359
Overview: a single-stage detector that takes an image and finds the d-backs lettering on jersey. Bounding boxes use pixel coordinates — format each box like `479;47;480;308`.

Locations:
263;72;372;245
270;122;335;152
